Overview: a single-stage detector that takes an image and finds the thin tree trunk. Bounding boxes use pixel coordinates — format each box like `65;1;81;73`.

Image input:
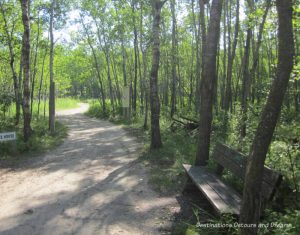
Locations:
240;1;294;233
191;0;199;111
103;51;115;113
20;0;32;141
240;27;252;138
249;0;272;98
111;56;121;105
224;0;239;111
49;0;55;133
37;46;48;118
195;0;207;112
94;18;115;113
170;0;178;117
149;0;166;149
195;0;223;166
132;0;138;114
80;16;106;113
31;11;40;116
0;2;21;125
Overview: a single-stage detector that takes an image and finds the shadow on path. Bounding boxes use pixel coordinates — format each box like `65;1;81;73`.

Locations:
0;108;178;235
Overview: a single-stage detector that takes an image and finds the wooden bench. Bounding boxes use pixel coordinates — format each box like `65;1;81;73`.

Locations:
183;143;282;215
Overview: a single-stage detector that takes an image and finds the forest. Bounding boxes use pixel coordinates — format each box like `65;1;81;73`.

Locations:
0;0;299;234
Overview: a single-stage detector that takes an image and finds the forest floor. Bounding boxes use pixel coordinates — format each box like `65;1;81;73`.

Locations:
0;103;180;235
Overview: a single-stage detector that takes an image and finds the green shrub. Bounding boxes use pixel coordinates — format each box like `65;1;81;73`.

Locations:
0;119;67;164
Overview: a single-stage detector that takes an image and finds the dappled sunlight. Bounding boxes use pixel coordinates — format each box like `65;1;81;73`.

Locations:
0;112;178;234
56;103;89;116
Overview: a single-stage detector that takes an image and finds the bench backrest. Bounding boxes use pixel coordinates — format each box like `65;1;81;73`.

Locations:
211;143;282;201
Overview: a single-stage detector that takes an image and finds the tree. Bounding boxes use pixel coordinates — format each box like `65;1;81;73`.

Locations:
195;0;223;165
149;0;166;149
239;1;294;234
240;0;271;139
170;0;178;118
49;0;55;134
79;14;106;114
20;0;32;141
223;0;239;112
132;0;138;114
0;1;22;125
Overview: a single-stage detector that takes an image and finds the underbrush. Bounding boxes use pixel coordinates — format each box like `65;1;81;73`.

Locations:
56;98;81;110
0;118;67;165
4;97;81;118
85;101;300;234
142;126;197;195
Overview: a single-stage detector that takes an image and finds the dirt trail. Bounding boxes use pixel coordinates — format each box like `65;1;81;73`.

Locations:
0;104;179;235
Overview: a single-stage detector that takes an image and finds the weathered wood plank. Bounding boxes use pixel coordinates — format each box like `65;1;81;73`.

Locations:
212;143;281;200
183;164;241;215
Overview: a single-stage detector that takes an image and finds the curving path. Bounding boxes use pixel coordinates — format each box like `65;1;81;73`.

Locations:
0;104;178;235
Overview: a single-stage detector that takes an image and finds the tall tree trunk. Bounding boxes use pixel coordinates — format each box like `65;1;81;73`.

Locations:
94;18;115;114
0;2;21;125
49;0;55;134
31;11;40;116
195;0;223;166
170;0;178;117
80;15;106;113
240;27;252;138
132;0;138;114
195;0;207;112
224;0;239;111
240;1;294;234
149;0;166;149
139;1;145;113
121;40;127;87
111;56;121;105
191;0;199;111
189;0;197;109
20;0;32;141
104;51;115;113
240;0;255;138
249;0;272;98
37;47;48;118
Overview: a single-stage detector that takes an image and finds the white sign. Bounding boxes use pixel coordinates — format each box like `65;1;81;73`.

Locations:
122;86;130;108
0;132;16;142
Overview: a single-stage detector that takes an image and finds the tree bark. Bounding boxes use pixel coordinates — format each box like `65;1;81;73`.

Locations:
20;0;32;141
94;18;115;114
195;0;223;166
80;15;106;113
31;11;40;116
49;0;55;134
132;0;138;114
0;2;21;125
149;0;166;149
239;1;294;234
37;46;48;118
170;0;178;117
240;26;252;138
195;0;207;112
224;0;239;111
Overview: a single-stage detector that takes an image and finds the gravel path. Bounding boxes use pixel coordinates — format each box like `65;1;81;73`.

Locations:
0;104;179;235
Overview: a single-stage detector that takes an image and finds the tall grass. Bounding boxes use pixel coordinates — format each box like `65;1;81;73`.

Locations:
4;98;81;118
0;98;80;163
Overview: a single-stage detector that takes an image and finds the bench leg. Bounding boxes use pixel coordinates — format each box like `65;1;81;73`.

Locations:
183;177;198;193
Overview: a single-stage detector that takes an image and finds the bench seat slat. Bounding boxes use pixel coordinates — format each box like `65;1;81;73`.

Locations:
183;164;241;215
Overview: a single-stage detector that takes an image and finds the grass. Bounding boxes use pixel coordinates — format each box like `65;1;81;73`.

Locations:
0;97;80;165
4;97;81;118
0;118;67;165
56;98;81;110
85;102;300;234
141;125;197;195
